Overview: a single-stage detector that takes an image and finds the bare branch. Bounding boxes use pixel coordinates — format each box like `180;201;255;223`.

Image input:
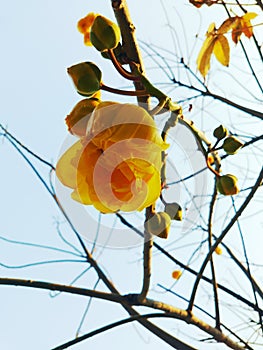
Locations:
188;166;263;311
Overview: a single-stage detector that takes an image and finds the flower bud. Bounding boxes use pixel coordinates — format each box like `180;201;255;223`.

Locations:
172;270;182;280
215;246;223;255
216;174;239;195
223;136;243;155
67;62;102;96
164;203;183;221
213;125;228;140
90;15;121;52
145;212;171;239
65;96;101;137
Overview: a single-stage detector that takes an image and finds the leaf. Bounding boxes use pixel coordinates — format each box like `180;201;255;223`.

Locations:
231;12;258;43
196;34;217;77
207;22;216;35
231;21;242;44
213;34;230;66
243;12;257;21
218;17;237;34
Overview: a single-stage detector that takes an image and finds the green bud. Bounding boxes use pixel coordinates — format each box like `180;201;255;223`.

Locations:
65;96;101;137
145;212;171;239
223;136;243;155
213;125;228;140
216;174;239;196
67;62;102;96
90;15;121;52
164;203;183;221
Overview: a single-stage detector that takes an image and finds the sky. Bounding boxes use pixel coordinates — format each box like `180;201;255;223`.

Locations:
0;1;262;349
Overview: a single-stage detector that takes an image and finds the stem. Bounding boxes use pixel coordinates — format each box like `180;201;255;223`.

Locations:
206;158;221;177
208;183;221;330
139;230;153;302
111;0;150;106
101;83;148;96
108;49;140;81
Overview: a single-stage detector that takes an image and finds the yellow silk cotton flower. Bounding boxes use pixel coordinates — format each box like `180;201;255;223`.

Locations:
77;13;98;46
56;103;169;213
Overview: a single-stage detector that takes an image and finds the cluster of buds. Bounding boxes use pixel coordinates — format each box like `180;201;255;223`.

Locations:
211;124;243;196
213;124;244;154
144;201;183;240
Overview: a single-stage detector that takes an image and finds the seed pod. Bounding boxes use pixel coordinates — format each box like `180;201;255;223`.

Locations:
65;96;101;137
67;62;102;96
213;125;228;140
90;15;121;52
216;174;239;195
164;203;183;221
145;212;171;239
223;136;243;155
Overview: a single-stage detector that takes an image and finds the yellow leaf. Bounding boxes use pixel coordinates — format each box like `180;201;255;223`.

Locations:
197;34;217;77
213;34;230;66
243;12;257;21
207;22;216;35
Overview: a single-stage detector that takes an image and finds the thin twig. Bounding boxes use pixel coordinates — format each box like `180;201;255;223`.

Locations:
116;213;263;316
188;166;263;312
52;313;184;350
0;124;55;170
219;240;263;299
231;198;263;334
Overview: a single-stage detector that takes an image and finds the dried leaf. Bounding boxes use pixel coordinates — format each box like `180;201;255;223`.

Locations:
231;12;258;43
218;17;237;34
189;0;218;7
231;21;243;44
213;34;230;66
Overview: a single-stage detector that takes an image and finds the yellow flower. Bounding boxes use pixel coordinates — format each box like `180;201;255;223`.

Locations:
77;13;98;46
172;270;182;280
215;246;223;255
56;103;169;213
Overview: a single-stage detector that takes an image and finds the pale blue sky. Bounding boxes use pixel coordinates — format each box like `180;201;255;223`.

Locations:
1;1;262;349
